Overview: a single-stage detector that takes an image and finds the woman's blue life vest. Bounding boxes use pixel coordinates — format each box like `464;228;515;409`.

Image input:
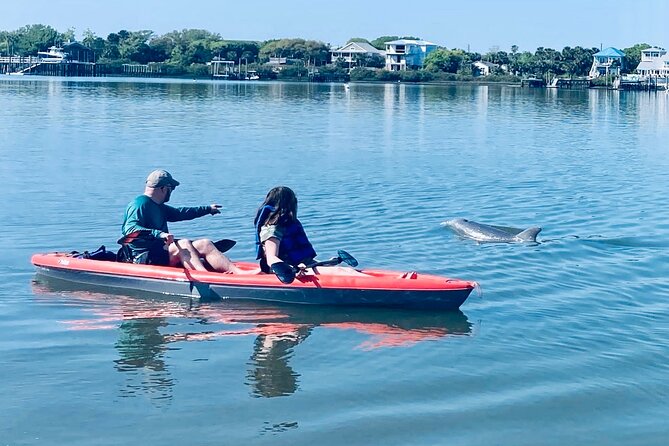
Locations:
255;205;317;268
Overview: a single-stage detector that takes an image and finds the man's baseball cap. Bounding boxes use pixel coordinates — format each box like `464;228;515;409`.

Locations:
146;169;180;188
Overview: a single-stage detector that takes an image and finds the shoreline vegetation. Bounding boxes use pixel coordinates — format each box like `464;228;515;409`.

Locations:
0;24;653;84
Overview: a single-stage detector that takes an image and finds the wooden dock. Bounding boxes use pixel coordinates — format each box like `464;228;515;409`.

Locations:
520;78;546;88
617;76;668;91
548;78;591;89
0;56;96;76
122;64;162;77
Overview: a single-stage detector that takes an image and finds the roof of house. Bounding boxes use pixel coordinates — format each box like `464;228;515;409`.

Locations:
473;61;498;68
63;41;92;51
636;55;669;71
641;47;666;53
331;41;383;54
594;47;625;57
385;39;437;46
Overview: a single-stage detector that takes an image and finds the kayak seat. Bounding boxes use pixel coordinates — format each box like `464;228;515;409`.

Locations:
69;245;119;262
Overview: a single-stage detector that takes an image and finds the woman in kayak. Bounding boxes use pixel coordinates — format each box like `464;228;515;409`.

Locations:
254;186;317;274
254;186;367;280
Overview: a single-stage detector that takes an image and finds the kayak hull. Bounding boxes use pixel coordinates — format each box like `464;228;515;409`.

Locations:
31;253;475;311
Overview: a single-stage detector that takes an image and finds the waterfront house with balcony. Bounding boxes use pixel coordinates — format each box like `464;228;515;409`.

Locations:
384;39;438;71
635;47;669;78
589;47;625;78
330;42;385;68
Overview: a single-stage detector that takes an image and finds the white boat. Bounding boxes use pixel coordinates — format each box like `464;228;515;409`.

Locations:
246;70;260;80
37;46;67;63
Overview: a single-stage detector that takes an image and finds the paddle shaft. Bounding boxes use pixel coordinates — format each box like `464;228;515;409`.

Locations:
271;250;358;284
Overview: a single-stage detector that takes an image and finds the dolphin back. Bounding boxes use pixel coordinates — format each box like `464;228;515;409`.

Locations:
444;218;542;243
515;227;542;242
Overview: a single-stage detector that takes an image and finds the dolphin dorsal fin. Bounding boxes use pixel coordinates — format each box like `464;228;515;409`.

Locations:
515;227;541;242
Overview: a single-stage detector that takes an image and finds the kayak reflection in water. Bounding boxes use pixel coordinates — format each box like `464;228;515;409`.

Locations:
254;186;365;278
31;280;473;401
120;169;242;273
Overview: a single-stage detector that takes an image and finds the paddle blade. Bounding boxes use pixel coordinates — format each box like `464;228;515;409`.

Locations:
337;250;358;267
270;262;296;284
213;239;236;253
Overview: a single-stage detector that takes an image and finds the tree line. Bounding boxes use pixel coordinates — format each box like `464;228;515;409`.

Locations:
0;24;654;81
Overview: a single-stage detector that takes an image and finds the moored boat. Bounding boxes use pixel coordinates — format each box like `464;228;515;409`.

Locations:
31;252;476;310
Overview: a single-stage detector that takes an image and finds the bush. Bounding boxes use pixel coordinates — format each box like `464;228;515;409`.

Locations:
477;74;521;83
186;64;210;78
375;69;401;82
277;66;309;80
256;66;277;80
349;67;379;81
158;63;187;77
590;75;614;87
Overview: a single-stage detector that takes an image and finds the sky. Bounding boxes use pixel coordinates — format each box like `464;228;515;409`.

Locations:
2;0;668;53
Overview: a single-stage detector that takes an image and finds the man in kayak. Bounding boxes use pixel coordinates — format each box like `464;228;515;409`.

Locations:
120;169;240;273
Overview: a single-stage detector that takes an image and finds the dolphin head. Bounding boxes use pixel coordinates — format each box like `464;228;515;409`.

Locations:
443;218;468;227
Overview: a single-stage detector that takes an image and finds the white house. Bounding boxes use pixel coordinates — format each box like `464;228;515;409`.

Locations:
384;39;438;71
635;47;669;77
472;61;499;76
330;41;385;67
266;57;288;72
589;47;625;78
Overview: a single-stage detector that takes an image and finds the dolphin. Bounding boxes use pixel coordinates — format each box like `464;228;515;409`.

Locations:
442;218;542;243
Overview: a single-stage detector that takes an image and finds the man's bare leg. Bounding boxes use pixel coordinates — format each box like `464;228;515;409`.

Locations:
191;239;241;273
168;239;209;271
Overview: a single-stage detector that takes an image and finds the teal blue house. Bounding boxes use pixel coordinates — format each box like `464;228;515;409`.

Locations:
589;47;625;78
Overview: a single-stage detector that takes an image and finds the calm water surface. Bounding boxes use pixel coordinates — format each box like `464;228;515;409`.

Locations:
1;77;668;445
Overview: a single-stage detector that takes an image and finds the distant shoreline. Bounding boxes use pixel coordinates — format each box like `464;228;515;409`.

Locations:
2;73;522;86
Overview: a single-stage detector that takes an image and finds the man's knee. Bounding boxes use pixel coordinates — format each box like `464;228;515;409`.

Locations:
193;238;215;253
170;238;192;254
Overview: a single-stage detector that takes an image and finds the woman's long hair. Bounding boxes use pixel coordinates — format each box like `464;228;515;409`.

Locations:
254;186;298;228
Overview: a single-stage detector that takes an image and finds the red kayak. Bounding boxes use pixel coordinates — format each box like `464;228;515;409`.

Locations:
31;252;476;310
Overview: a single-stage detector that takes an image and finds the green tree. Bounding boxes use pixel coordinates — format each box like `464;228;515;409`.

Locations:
11;24;61;55
0;31;11;55
61;27;76;43
80;29;107;61
148;35;176;61
622;43;651;73
118;30;155;63
347;37;371;44
534;47;563;76
160;29;222;65
509;51;535;76
484;50;509;65
210;40;260;62
560;46;596;77
259;38;329;65
424;48;465;73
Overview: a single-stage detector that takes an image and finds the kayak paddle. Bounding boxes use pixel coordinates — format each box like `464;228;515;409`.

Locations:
271;250;359;284
212;239;236;253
